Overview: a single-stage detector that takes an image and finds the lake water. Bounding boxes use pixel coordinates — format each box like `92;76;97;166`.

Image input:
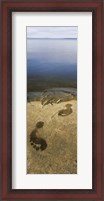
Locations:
27;38;77;92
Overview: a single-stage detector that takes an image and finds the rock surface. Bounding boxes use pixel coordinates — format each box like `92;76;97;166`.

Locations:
27;99;77;174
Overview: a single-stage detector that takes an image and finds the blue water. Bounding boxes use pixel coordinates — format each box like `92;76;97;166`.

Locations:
27;38;77;92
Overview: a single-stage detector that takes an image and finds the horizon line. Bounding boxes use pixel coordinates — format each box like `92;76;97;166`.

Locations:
27;37;77;39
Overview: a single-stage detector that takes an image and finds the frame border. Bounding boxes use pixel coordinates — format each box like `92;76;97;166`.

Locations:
1;0;103;200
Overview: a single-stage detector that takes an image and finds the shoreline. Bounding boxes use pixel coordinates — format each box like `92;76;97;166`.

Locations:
27;87;77;103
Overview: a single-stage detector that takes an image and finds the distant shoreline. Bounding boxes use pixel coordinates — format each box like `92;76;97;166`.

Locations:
27;38;77;40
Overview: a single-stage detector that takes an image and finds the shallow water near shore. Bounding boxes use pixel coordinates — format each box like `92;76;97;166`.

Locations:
27;87;77;102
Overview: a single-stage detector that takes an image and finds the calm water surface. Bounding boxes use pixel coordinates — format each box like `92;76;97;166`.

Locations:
27;38;77;92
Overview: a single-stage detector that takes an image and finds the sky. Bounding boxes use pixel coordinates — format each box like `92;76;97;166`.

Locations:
27;27;78;39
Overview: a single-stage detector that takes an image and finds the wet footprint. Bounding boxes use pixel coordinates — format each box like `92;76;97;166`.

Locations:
58;104;73;116
29;121;47;151
51;104;73;118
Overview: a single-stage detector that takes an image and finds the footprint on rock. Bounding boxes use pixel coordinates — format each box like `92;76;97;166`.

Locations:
29;122;47;151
